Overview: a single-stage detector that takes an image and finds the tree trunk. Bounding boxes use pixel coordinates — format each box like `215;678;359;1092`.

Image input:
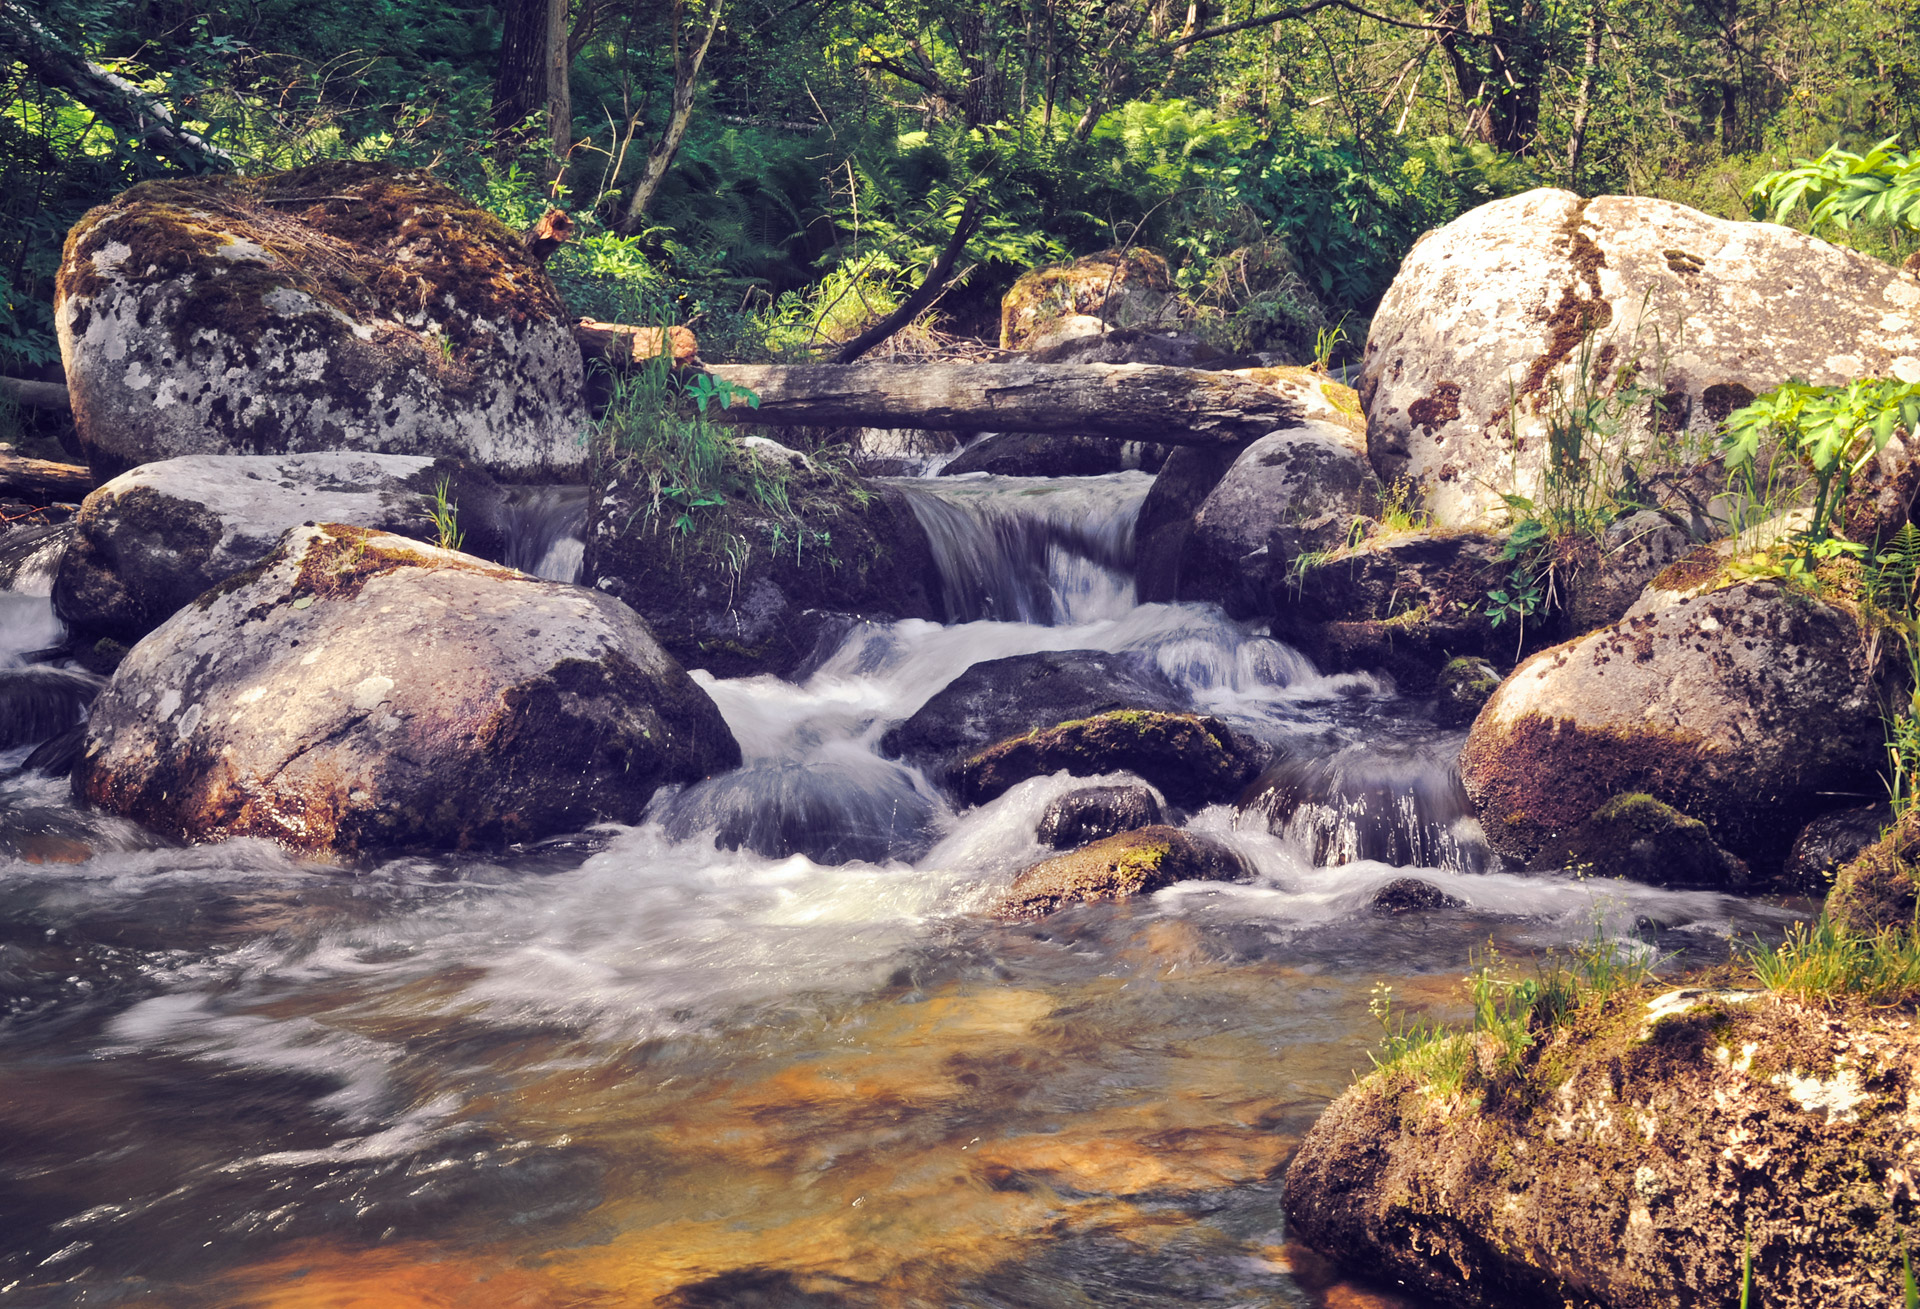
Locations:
1565;1;1603;180
544;0;572;182
619;0;724;232
698;362;1306;444
832;193;985;364
0;1;233;172
492;0;548;140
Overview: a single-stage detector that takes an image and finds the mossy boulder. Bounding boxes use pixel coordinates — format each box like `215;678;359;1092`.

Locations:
1000;248;1178;351
581;446;942;679
79;523;738;856
1788;804;1893;895
993;825;1248;920
1368;877;1463;914
56;162;587;480
1461;579;1883;875
952;709;1268;810
1286;987;1920;1308
1538;792;1749;888
1435;656;1500;728
53;452;505;647
1827;809;1920;935
1036;783;1164;849
1361;188;1920;529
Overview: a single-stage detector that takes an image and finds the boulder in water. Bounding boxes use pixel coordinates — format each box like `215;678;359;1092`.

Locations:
1786;803;1891;894
0;666;101;751
940;432;1128;477
79;523;739;856
1036;784;1164;849
54;452;506;647
1460;578;1884;874
1434;656;1500;728
1368;878;1462;915
656;755;942;866
1361;188;1920;528
953;710;1268;810
56;162;588;479
1240;745;1489;873
1538;792;1749;889
994;825;1248;920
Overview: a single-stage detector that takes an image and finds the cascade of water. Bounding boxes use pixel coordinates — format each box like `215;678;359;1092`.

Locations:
1239;741;1493;874
497;485;588;582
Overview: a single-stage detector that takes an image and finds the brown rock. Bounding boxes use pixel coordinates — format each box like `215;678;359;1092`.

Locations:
953;710;1268;810
994;825;1247;920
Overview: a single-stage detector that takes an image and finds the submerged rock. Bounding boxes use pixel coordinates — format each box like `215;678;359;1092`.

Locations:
1239;744;1489;874
0;666;101;751
1286;988;1920;1308
56;162;587;479
1538;792;1749;889
79;523;738;856
1036;784;1164;849
1460;578;1883;874
54;452;505;646
994;825;1247;920
1368;878;1462;915
954;710;1268;810
656;756;941;866
1361;187;1920;528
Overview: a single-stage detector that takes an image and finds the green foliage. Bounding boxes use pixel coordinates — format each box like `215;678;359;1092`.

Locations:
1750;137;1920;237
1748;913;1920;1007
425;477;463;553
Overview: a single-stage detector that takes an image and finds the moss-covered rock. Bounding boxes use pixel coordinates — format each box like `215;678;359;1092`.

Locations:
56;162;586;480
1000;248;1178;351
1435;656;1501;728
953;709;1268;810
993;824;1248;920
79;523;738;856
1286;988;1920;1308
1538;792;1749;888
1828;809;1920;935
1461;578;1884;876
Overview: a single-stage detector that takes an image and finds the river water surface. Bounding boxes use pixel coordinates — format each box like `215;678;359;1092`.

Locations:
0;473;1798;1307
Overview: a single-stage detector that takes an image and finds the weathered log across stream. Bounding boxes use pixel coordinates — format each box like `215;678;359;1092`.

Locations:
701;362;1306;444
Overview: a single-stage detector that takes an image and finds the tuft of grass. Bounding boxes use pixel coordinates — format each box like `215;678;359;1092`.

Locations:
1748;914;1920;1008
426;477;463;553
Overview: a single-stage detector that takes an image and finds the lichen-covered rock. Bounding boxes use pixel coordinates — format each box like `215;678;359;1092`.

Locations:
1460;579;1883;873
1001;249;1178;350
1036;783;1165;849
1787;803;1892;895
582;448;942;679
1827;809;1920;935
56;162;587;479
1174;421;1381;616
1286;988;1920;1309
1434;656;1500;728
994;825;1248;919
1362;188;1920;527
953;710;1268;809
1539;792;1749;888
54;452;505;647
1559;509;1701;635
79;523;738;856
879;650;1187;777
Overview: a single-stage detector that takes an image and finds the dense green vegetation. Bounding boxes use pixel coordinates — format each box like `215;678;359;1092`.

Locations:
4;0;1920;390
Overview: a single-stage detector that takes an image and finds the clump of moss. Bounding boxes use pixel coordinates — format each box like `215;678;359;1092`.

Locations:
993;824;1246;920
1827;808;1920;936
952;709;1265;809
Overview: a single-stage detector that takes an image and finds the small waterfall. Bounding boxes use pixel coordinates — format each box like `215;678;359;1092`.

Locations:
891;473;1150;625
1240;742;1493;874
499;486;588;583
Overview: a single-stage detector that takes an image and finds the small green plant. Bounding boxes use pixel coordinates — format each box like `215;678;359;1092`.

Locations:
1741;1222;1755;1309
426;477;464;552
1311;315;1350;373
1748;914;1920;1008
1376;475;1428;533
1750;138;1920;239
1904;1236;1919;1309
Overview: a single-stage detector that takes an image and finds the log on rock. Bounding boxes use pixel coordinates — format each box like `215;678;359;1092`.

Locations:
577;320;701;368
701;362;1304;444
0;376;71;410
0;450;92;501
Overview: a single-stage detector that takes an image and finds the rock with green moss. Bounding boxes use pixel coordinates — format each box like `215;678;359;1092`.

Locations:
1286;987;1920;1308
1036;783;1164;849
1461;578;1883;876
1827;809;1920;935
1539;792;1748;888
993;824;1248;919
1000;249;1177;351
582;444;941;679
79;523;738;857
55;162;587;480
54;452;505;647
1435;656;1501;727
952;710;1268;809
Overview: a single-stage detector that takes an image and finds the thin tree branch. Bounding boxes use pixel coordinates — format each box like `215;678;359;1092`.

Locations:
833;191;986;364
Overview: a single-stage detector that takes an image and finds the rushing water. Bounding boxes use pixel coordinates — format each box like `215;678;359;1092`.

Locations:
0;473;1799;1307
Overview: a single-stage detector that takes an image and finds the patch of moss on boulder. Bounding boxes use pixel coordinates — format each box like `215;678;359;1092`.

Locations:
952;710;1269;810
1828;808;1920;935
994;824;1247;920
1435;656;1500;727
1538;792;1748;888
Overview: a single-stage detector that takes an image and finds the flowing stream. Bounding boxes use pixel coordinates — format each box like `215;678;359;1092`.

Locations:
0;471;1799;1307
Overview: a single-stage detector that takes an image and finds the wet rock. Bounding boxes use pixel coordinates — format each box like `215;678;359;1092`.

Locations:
79;523;739;856
1368;878;1462;915
1434;656;1500;728
1828;809;1920;935
1174;422;1381;617
1286;988;1920;1309
953;710;1268;810
1036;784;1165;849
0;666;101;750
879;649;1187;775
941;432;1127;477
56;162;588;480
1361;188;1920;528
1001;249;1179;350
583;450;941;679
1134;443;1248;603
994;825;1248;919
656;756;941;865
1787;803;1893;894
1240;745;1490;873
53;452;506;647
1273;528;1509;692
1558;510;1700;636
0;523;71;595
1460;578;1884;875
1539;792;1750;889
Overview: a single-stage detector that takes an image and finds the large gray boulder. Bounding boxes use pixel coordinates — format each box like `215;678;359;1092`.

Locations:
79;523;739;856
1460;577;1884;873
1363;188;1920;527
54;452;505;646
55;162;588;480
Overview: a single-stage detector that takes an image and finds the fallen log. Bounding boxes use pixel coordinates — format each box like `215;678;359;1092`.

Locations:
0;450;93;501
576;320;701;369
0;376;71;410
700;361;1304;444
